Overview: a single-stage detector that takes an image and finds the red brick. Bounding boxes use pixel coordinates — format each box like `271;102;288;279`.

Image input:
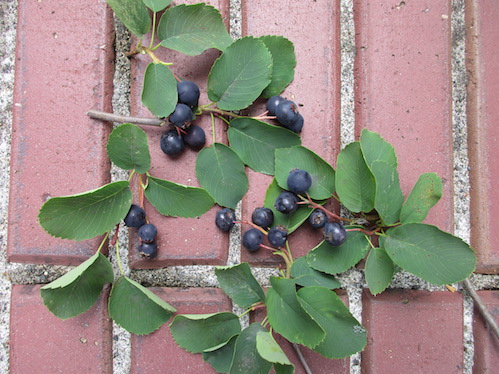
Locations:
130;287;232;373
473;291;499;372
8;0;115;265
128;0;231;268
241;0;342;265
362;289;464;373
466;0;499;273
250;291;350;373
10;284;112;373
354;1;454;232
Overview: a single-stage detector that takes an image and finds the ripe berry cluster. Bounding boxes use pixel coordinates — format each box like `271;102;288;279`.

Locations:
307;208;347;246
124;204;158;258
214;168;348;253
266;95;304;133
160;81;206;156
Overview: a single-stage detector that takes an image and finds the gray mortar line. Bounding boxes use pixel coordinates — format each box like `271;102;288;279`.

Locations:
340;0;356;149
340;1;363;373
451;0;474;372
110;16;133;374
0;1;18;372
228;0;246;326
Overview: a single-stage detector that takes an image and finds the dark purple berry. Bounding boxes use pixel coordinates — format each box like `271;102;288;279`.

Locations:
266;95;286;116
169;103;193;126
215;207;236;232
160;130;185;155
138;224;158;243
284;113;304;133
138;242;158;258
177;80;200;107
267;226;288;248
308;208;328;229
275;100;299;127
124;204;146;228
242;228;264;252
182;124;206;149
274;191;299;214
287;169;312;195
251;207;274;229
323;222;347;246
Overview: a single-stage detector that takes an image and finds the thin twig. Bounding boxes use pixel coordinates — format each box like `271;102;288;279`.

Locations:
86;110;164;126
463;278;499;340
291;343;313;374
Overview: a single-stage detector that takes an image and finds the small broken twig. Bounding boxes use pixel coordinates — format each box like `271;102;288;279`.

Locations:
86;110;164;126
292;343;313;374
463;278;499;340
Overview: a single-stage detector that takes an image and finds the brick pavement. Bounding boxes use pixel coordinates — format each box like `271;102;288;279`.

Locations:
3;0;498;373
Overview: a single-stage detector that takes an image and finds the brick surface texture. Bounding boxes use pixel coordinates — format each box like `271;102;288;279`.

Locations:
6;0;499;373
8;0;115;265
362;290;465;373
10;285;113;373
466;0;499;273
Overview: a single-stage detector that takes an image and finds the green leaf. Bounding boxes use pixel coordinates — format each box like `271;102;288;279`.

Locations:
263;179;314;234
145;176;214;217
202;335;238;373
274;363;295;374
256;331;294;368
365;247;395;295
360;129;398;169
142;0;171;12
196;143;248;209
258;35;296;98
275;146;335;200
38;181;132;241
381;223;476;284
335;142;375;212
306;230;370;275
229;323;272;374
106;123;151;174
40;252;113;319
400;173;443;224
158;3;232;55
208;37;273;110
107;0;151;37
370;160;404;225
266;277;325;348
297;287;367;358
215;263;265;309
141;63;178;118
170;312;241;353
291;256;341;289
228;118;301;175
108;276;176;335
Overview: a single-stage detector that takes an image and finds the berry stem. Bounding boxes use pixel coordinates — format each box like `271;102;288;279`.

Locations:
96;232;110;254
236;220;268;235
115;240;125;276
138;45;173;66
110;224;120;247
148;12;157;50
138;174;146;213
200;106;246;119
86;110;165;127
300;193;353;223
346;227;381;236
210;112;216;144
